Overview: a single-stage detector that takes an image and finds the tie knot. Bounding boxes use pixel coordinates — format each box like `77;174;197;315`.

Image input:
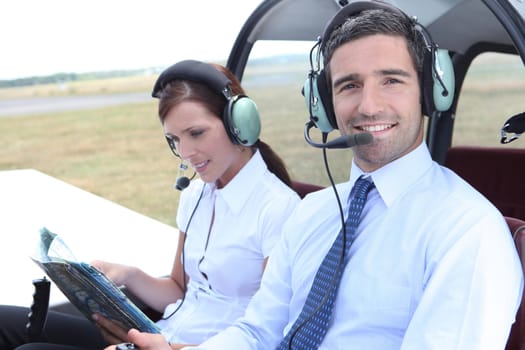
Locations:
353;176;375;199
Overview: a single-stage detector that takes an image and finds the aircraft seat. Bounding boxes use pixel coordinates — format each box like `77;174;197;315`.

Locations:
445;146;525;220
291;180;324;199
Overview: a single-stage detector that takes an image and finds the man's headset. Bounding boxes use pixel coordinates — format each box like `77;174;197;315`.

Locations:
152;60;262;190
286;2;456;345
303;0;456;137
501;112;525;144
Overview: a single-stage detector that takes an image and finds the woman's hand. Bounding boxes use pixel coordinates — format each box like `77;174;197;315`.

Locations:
93;313;129;345
91;260;135;286
127;329;174;350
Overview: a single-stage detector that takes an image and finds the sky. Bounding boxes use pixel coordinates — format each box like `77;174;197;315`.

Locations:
0;0;277;80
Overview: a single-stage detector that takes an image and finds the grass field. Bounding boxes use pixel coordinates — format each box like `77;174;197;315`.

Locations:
1;53;524;228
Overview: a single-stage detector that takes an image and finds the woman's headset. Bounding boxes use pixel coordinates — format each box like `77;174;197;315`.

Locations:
303;0;456;134
152;59;261;146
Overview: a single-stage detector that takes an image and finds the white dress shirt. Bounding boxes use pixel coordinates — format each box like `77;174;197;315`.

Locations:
156;150;300;344
192;142;523;350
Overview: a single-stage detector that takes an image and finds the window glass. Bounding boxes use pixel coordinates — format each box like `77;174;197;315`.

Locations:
243;40;352;187
453;52;525;148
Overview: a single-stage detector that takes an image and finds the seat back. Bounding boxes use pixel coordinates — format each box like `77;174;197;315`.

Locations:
291;180;324;199
506;216;525;350
445;146;525;220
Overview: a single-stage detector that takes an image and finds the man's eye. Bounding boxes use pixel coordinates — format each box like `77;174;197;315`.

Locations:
336;82;357;94
386;78;401;85
342;82;357;90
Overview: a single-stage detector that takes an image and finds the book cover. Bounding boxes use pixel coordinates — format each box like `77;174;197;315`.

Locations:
31;227;161;334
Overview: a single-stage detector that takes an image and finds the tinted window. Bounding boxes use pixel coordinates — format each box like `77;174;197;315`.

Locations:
453;52;525;148
243;40;352;187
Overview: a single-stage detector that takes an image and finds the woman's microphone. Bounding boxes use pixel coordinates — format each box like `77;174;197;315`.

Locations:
174;160;191;191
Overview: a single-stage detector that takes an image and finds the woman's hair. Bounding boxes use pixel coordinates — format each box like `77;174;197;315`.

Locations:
323;8;426;84
157;63;292;187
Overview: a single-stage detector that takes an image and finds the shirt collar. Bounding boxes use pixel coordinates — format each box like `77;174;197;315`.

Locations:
209;149;267;214
349;142;433;207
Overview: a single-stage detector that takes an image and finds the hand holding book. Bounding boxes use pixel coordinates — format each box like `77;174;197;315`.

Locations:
30;227;161;334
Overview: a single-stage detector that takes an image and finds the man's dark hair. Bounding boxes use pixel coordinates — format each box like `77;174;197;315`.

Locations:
322;8;426;82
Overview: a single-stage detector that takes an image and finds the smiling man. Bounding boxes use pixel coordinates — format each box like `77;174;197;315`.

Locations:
330;33;424;172
118;2;524;350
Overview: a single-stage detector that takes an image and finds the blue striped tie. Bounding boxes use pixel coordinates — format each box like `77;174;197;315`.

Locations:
276;176;375;350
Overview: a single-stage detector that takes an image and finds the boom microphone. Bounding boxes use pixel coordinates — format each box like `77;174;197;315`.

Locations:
304;121;373;149
501;111;525;144
175;176;190;191
174;160;191;191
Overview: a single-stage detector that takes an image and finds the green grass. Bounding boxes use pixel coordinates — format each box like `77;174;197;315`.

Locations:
1;53;524;228
0;96;180;225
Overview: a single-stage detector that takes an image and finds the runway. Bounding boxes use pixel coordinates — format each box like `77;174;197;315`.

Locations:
0;92;151;117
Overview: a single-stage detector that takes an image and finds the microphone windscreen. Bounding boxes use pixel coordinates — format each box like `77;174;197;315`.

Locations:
503;112;525;133
323;132;373;149
175;177;190;191
354;132;373;146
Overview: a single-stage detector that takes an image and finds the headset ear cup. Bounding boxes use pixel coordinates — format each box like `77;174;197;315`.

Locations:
303;70;337;132
422;48;455;116
316;70;338;130
433;49;455;112
226;96;261;146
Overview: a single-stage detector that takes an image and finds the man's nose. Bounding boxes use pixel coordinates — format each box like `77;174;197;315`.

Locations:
358;84;384;116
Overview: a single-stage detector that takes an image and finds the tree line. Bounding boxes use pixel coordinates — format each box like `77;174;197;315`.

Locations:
0;68;154;89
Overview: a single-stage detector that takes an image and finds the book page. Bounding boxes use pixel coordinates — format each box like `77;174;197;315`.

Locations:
31;227;161;333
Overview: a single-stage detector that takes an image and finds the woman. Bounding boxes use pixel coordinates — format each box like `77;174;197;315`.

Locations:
0;61;300;350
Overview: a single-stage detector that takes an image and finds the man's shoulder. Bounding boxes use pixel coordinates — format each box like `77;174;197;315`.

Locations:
295;183;349;216
422;164;505;227
436;165;496;208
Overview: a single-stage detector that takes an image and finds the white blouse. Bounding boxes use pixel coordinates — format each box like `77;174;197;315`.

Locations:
156;150;300;344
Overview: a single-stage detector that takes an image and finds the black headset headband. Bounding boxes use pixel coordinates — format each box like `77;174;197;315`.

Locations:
151;60;231;99
151;59;262;147
320;1;407;53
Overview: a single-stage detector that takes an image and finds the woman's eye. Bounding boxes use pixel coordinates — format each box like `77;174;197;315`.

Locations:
190;130;204;137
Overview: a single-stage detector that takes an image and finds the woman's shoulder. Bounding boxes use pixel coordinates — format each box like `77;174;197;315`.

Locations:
261;171;301;200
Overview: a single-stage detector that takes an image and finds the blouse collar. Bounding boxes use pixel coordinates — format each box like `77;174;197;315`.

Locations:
208;149;267;214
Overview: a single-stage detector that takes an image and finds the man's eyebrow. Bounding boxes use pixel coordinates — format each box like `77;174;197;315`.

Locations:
332;69;412;89
332;73;359;89
380;68;412;77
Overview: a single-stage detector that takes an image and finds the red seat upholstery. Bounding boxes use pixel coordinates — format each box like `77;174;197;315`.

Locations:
506;216;525;350
445;146;525;220
291;180;324;199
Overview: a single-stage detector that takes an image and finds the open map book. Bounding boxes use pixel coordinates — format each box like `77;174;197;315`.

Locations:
30;227;161;333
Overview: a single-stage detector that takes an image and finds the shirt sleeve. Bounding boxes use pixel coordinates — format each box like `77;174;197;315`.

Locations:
400;214;524;349
257;192;300;258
